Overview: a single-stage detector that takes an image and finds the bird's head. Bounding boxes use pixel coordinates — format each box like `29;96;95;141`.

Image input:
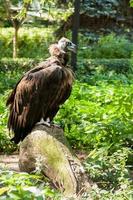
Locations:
58;37;76;53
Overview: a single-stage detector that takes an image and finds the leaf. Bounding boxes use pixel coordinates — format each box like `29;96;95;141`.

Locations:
130;0;133;7
0;187;9;195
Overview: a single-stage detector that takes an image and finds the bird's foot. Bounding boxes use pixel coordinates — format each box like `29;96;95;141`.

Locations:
36;118;63;129
36;118;50;127
36;121;51;127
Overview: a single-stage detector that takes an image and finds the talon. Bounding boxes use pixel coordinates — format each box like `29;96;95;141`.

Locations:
36;118;51;127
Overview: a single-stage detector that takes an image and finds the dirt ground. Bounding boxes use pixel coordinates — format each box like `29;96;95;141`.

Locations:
0;154;19;171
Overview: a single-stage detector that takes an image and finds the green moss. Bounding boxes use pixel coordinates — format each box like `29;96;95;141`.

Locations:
38;134;67;168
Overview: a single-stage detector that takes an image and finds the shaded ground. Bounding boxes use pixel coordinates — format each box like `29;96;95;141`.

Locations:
0;154;19;171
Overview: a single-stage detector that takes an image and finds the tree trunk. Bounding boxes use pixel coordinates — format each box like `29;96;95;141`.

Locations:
13;25;19;58
19;124;91;199
71;0;80;71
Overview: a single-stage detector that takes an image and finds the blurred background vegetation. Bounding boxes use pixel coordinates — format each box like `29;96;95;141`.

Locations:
0;0;133;199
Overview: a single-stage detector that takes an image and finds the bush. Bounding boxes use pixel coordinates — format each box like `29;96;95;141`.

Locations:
1;28;133;61
0;92;16;153
85;147;130;189
1;57;133;75
1;29;133;60
0;28;55;59
78;58;133;75
93;34;133;59
84;147;132;200
0;58;39;95
56;79;133;151
78;33;133;59
0;170;61;199
0;58;39;72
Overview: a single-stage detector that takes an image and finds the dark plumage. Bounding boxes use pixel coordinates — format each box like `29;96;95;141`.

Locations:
6;37;76;144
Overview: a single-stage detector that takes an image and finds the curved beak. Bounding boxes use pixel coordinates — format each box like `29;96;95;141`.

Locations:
68;43;77;53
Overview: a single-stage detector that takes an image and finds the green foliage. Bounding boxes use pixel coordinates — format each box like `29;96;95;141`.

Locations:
79;33;133;59
85;147;130;189
0;58;38;72
0;27;54;58
0;92;16;153
56;75;133;151
92;34;133;59
0;59;36;95
0;0;73;27
84;147;132;200
0;170;61;199
130;0;133;7
78;59;133;75
1;28;133;60
1;58;133;79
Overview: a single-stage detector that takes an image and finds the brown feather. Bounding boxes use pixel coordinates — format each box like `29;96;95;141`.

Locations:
6;42;74;144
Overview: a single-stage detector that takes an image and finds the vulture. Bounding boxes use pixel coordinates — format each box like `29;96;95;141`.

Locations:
6;37;76;144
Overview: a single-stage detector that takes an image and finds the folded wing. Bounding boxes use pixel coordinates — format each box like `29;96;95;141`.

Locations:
7;64;67;143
